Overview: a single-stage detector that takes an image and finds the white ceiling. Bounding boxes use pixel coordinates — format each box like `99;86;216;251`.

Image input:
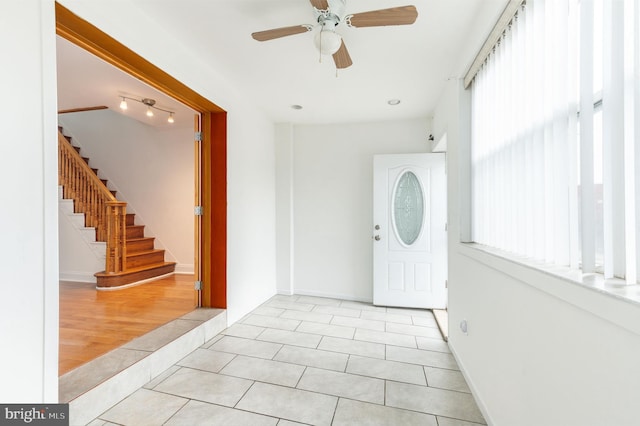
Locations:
56;37;196;128
57;0;508;125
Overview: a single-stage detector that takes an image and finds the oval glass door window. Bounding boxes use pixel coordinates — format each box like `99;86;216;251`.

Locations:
393;171;424;245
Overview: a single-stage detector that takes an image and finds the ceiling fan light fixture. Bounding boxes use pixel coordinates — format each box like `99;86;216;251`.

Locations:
119;97;128;110
314;28;342;55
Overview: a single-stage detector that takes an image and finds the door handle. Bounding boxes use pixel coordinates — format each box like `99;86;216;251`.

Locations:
374;235;381;241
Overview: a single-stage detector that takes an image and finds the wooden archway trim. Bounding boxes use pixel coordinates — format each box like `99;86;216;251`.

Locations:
55;2;227;308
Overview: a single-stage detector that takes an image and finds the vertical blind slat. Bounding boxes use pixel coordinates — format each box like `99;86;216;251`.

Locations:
602;0;626;279
580;0;596;273
623;0;638;283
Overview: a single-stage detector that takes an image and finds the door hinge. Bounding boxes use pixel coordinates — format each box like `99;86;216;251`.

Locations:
445;280;448;288
194;206;204;216
445;223;448;231
194;280;203;291
195;131;202;142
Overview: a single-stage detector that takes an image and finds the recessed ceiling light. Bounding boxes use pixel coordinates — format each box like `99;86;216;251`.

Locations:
291;105;303;110
388;99;401;106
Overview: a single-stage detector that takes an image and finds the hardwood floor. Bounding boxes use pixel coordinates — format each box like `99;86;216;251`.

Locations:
59;274;197;376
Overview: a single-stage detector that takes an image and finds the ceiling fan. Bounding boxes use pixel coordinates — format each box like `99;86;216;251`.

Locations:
251;0;418;69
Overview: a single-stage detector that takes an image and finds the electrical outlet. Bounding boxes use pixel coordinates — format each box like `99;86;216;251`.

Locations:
460;319;468;335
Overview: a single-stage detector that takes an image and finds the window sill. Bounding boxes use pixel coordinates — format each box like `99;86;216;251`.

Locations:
457;242;640;336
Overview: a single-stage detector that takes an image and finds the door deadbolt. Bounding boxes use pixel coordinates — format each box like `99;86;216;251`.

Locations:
374;225;380;230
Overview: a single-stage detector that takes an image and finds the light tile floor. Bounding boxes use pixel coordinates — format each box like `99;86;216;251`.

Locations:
87;295;485;426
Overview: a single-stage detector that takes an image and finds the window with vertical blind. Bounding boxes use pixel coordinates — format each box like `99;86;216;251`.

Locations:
469;0;639;284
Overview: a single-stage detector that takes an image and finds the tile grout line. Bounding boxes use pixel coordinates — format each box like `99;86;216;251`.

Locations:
293;365;308;389
155;395;190;426
423;365;430;388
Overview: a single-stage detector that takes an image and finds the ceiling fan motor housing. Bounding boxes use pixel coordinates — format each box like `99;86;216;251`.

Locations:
317;13;340;29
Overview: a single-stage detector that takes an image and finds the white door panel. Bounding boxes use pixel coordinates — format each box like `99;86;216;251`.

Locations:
373;153;447;309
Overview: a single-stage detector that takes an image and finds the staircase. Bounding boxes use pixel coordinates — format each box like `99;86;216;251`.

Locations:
94;212;176;288
58;127;176;288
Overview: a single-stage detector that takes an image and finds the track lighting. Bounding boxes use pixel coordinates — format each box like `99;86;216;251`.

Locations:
118;95;175;123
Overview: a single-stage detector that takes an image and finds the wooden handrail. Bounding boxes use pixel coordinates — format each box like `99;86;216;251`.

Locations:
58;130;127;274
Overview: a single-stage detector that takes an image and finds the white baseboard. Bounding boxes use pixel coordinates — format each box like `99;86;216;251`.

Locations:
284;288;372;304
59;271;97;283
174;264;195;275
448;342;494;426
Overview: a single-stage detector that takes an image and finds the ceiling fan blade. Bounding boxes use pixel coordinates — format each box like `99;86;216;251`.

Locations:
252;25;311;42
347;5;418;28
333;40;353;69
309;0;329;10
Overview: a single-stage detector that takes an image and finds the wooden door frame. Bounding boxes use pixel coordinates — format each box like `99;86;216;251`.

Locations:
55;2;226;308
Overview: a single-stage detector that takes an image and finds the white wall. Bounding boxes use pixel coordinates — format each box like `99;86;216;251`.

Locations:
58;200;105;282
0;0;59;402
281;119;430;301
58;0;278;326
436;79;640;425
59;110;194;273
225;108;278;324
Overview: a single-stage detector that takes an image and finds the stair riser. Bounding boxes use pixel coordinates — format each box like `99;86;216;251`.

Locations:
126;226;145;239
127;239;155;253
126;214;135;227
126;251;166;269
95;263;176;288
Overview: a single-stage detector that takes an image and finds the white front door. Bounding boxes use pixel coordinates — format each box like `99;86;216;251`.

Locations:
373;153;447;309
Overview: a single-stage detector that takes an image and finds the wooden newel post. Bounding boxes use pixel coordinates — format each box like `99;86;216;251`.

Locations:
105;201;128;274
